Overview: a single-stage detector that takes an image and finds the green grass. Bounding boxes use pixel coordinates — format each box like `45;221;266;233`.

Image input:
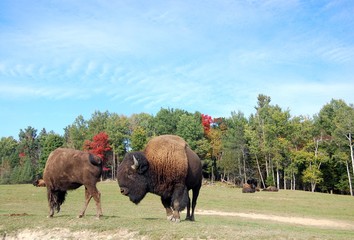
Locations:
1;181;354;239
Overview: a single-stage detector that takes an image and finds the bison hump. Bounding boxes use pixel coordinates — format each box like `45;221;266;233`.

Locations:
144;135;188;184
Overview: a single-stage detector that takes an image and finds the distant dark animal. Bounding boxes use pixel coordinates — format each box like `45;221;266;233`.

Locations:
117;135;202;222
263;186;279;192
33;178;46;187
43;148;103;218
242;179;258;193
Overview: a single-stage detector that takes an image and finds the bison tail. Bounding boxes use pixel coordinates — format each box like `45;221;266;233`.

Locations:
89;154;103;178
89;154;102;167
48;190;67;213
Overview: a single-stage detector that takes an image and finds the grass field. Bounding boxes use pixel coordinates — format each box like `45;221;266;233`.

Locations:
1;181;354;239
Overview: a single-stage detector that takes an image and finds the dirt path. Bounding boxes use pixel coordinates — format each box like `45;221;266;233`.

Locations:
197;209;354;230
3;228;143;240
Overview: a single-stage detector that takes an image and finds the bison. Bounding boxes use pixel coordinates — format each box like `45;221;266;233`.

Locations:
43;148;103;218
263;186;279;192
117;135;202;222
242;179;258;193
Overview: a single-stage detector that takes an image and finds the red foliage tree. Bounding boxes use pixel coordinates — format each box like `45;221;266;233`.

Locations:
201;114;214;134
83;132;112;165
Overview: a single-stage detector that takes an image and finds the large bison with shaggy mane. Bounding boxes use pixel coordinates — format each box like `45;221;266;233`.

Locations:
43;148;103;218
117;135;202;222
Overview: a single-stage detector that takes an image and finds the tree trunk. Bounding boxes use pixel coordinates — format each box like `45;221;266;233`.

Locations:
276;166;280;189
347;133;354;177
238;159;243;183
112;150;115;180
346;160;353;196
255;154;265;188
311;181;316;192
265;159;269;181
242;149;247;183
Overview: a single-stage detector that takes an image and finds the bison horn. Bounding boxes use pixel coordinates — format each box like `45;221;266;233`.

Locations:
131;155;139;170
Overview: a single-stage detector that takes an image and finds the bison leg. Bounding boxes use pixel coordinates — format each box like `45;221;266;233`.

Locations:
80;185;102;219
47;189;55;218
185;194;191;220
170;185;189;222
160;197;173;220
92;190;102;219
78;187;92;218
185;186;200;221
78;186;102;219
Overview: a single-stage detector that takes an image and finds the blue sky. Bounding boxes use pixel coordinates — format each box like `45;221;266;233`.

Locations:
1;0;354;139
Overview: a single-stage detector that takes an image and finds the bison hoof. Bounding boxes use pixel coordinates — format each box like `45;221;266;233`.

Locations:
77;215;83;218
47;215;53;218
171;217;181;223
185;216;195;221
167;214;181;222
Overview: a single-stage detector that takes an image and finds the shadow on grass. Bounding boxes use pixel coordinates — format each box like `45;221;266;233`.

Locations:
142;217;160;221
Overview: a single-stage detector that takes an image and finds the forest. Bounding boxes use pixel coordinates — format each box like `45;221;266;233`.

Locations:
1;94;354;196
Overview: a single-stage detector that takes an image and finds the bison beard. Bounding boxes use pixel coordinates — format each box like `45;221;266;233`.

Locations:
117;135;202;223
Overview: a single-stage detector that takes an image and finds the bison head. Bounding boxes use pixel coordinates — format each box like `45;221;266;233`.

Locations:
247;179;257;189
117;152;149;204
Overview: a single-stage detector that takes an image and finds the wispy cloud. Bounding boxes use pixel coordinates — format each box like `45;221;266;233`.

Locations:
1;0;354;137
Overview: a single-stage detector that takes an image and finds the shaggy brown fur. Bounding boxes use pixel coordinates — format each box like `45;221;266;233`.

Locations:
43;148;103;218
144;135;188;186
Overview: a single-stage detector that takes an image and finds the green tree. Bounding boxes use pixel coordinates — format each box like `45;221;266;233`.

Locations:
221;111;248;184
18;126;39;173
106;113;130;179
314;99;349;193
247;94;291;188
129;113;154;137
332;150;352;195
154;108;187;135
87;111;110;139
0;137;19;183
131;126;147;151
0;137;19;169
38;133;64;176
286;116;313;190
18;158;35;183
176;113;204;150
245;123;265;187
64;115;88;149
333;101;354;195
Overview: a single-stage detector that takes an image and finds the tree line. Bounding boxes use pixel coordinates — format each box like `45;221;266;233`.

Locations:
1;94;353;196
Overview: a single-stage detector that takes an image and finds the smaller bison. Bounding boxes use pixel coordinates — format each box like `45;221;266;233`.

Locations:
242;179;258;193
263;186;279;192
43;148;103;218
117;135;202;222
